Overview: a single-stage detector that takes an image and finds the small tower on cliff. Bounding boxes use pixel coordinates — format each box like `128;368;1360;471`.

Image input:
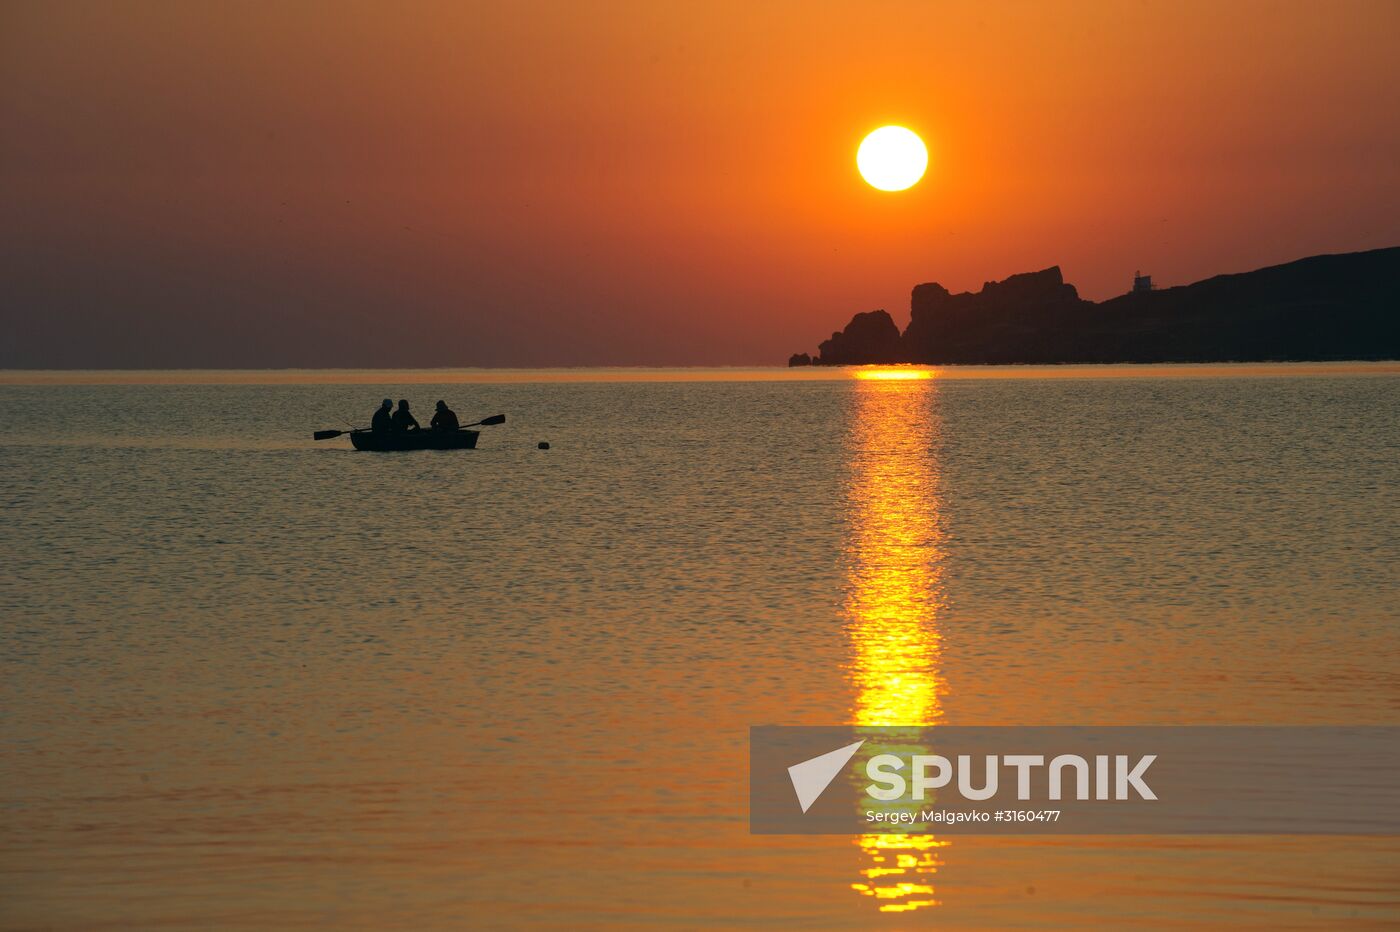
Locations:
1133;271;1153;293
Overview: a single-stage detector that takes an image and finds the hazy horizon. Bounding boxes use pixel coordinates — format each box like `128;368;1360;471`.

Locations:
3;1;1399;368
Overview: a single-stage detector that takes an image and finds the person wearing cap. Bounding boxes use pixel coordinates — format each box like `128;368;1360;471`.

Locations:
430;400;460;431
390;399;420;432
370;398;393;433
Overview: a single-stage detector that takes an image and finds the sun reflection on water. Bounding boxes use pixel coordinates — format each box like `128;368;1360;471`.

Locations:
843;375;949;914
851;367;937;381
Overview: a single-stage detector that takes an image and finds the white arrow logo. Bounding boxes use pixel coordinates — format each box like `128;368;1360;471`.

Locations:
787;740;865;813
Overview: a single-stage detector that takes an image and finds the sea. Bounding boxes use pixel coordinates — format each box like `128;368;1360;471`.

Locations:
2;364;1398;928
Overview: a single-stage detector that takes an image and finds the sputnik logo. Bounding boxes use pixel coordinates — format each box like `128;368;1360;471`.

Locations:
787;739;865;813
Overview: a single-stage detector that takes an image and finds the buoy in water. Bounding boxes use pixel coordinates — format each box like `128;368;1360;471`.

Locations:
538;441;550;450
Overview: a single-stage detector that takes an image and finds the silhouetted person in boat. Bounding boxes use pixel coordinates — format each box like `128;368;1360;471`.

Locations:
430;400;460;431
371;398;393;433
390;399;420;432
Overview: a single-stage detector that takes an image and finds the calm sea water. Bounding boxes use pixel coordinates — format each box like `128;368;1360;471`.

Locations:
2;365;1398;928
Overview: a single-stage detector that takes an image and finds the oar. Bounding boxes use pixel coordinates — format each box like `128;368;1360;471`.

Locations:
314;414;502;440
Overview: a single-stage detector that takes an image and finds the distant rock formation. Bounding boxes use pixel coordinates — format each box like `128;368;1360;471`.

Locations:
815;309;903;365
787;352;812;367
904;266;1085;364
789;247;1400;365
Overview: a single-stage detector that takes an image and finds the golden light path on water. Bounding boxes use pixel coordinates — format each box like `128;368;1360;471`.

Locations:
850;368;935;381
844;372;948;914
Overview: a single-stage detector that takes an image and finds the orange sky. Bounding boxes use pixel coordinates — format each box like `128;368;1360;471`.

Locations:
2;0;1397;367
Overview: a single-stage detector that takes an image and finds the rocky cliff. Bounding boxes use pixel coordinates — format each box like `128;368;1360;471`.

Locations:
814;309;903;365
789;247;1400;365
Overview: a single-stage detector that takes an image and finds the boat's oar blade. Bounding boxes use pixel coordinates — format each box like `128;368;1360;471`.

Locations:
477;414;506;426
313;429;345;440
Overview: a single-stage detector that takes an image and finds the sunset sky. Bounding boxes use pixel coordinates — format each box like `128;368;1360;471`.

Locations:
2;0;1398;367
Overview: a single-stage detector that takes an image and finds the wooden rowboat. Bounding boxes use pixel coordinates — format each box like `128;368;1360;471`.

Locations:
348;429;480;451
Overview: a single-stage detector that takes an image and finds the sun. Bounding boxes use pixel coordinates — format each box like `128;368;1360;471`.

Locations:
857;126;928;192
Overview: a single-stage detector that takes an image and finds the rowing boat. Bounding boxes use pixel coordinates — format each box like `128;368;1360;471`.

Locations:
312;414;502;449
349;429;480;451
